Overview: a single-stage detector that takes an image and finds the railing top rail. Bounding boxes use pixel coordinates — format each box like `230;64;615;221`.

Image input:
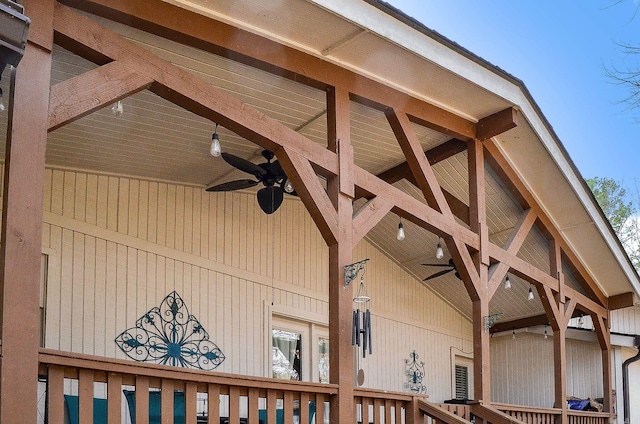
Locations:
492;401;612;419
491;402;560;415
39;348;338;394
416;399;469;424
354;387;428;402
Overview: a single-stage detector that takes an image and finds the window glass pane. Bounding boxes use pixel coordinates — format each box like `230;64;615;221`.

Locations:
272;329;301;380
318;337;329;383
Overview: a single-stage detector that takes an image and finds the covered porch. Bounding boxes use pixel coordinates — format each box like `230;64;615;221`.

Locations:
1;0;638;423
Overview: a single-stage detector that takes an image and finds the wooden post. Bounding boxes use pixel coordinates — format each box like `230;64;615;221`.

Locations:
327;86;354;424
553;325;568;424
468;139;491;405
0;1;53;422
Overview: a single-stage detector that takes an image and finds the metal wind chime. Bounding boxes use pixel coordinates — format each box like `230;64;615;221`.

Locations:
346;259;372;358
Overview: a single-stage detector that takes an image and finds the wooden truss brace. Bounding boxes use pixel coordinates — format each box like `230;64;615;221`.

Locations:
52;2;613;323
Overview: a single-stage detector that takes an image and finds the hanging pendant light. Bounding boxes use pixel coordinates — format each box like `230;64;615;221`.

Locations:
578;315;585;328
210;123;222;157
544;326;549;339
397;218;405;241
528;285;534;301
435;238;444;259
111;100;123;116
512;330;516;340
504;275;511;289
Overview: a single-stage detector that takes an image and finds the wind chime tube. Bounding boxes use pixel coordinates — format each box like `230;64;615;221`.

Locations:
362;310;368;356
366;308;372;355
352;310;358;345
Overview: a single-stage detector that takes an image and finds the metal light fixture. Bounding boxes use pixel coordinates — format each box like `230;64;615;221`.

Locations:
504;275;511;289
210;123;221;157
397;218;405;241
435;238;444;259
528;285;534;301
111;100;123;116
512;330;516;340
544;326;549;339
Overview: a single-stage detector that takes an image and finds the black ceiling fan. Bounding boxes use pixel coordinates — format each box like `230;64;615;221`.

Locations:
422;258;461;281
206;150;296;215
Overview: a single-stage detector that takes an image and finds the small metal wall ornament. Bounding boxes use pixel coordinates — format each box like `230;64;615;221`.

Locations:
115;291;225;370
404;351;427;394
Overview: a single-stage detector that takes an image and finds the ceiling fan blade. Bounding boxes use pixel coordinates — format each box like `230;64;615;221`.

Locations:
222;153;268;178
206;179;259;192
423;269;454;281
257;186;284;214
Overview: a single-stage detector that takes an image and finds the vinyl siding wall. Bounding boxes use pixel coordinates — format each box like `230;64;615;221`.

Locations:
40;168;473;401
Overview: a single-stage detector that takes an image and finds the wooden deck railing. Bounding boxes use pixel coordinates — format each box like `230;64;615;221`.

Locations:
37;349;612;424
437;402;612;424
39;349;337;424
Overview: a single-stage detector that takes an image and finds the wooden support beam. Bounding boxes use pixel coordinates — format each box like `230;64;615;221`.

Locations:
53;3;339;178
277;149;338;246
490;314;549;333
484;140;608;308
376;138;467;184
48;60;153;131
386;109;453;216
488;209;536;298
476;107;518;141
326;87;355;424
0;1;53;422
60;0;477;142
354;167;480;250
609;292;636;310
352;197;394;245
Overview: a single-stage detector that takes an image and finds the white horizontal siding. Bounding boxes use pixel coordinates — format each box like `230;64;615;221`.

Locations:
42;167;473;396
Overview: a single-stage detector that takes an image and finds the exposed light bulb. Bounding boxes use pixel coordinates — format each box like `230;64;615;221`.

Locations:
528;286;534;301
544;328;548;339
111;100;123;116
512;330;516;340
504;275;511;289
397;220;405;241
284;180;295;194
210;132;221;157
435;239;444;259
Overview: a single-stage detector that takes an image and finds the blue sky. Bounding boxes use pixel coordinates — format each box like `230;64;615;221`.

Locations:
385;1;640;183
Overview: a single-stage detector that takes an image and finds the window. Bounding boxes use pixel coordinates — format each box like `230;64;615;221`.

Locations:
271;315;328;383
451;350;473;401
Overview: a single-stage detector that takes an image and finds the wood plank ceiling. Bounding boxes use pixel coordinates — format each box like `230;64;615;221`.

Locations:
0;7;589;324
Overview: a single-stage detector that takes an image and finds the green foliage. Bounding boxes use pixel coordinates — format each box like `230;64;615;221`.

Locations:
586;177;640;268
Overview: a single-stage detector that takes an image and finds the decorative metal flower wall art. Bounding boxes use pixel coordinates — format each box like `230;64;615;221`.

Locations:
404;350;427;394
115;291;225;370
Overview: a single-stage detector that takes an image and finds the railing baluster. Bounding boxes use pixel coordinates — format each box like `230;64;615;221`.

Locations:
316;393;325;424
300;391;310;424
136;375;150;424
373;398;382;424
185;381;198;424
208;383;221;423
283;390;294;424
248;387;260;424
361;397;370;424
47;365;65;424
79;369;94;423
229;385;240;424
107;373;122;424
267;389;277;424
160;379;174;424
